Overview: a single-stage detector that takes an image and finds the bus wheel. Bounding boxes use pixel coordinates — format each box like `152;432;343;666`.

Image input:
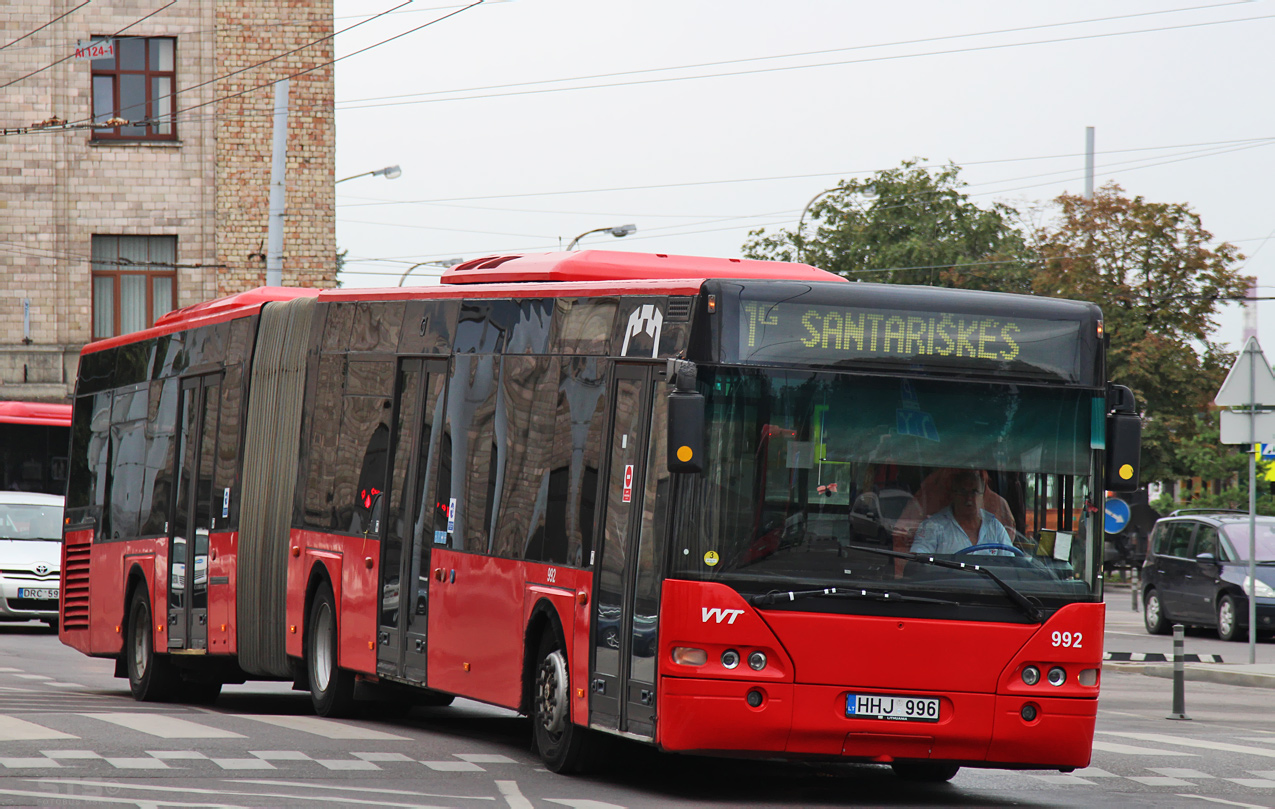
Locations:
532;631;587;773
306;580;356;717
126;587;176;702
891;760;960;782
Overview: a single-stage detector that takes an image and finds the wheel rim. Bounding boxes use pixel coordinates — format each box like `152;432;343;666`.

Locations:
131;604;149;679
1146;594;1160;628
536;649;569;739
314;601;334;692
1219;599;1235;636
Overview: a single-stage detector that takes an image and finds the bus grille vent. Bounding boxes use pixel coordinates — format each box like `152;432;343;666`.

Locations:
666;297;694;321
62;537;91;630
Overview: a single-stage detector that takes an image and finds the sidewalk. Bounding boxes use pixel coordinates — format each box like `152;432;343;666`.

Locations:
1101;582;1275;689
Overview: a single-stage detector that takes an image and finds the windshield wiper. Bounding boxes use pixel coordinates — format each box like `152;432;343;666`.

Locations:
749;586;959;608
846;545;1045;623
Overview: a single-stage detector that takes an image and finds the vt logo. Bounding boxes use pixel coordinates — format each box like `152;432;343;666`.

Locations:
702;607;745;624
621;304;663;358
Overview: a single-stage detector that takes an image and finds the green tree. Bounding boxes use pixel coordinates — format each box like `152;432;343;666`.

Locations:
742;160;1033;291
1031;184;1250;483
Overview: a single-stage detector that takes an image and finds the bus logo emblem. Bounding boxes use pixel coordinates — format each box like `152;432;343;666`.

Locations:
702;607;744;624
621;305;663;358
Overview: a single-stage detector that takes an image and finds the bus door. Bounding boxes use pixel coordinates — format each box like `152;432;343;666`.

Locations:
168;374;221;652
377;358;446;683
591;363;664;739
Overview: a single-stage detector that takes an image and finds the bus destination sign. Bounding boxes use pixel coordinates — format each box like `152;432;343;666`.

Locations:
738;300;1083;381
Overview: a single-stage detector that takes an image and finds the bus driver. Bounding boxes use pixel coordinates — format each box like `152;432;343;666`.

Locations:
910;468;1012;555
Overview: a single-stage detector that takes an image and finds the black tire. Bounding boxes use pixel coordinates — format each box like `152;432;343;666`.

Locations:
1143;588;1170;635
125;587;177;702
307;580;357;717
1217;594;1245;642
532;629;589;773
891;760;960;782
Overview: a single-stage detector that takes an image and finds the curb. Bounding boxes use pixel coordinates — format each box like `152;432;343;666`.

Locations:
1132;663;1275;690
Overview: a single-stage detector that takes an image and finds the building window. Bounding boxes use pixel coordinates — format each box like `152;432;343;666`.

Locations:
92;236;177;339
91;37;176;141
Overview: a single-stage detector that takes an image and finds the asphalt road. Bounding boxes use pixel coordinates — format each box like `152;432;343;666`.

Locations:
0;606;1271;808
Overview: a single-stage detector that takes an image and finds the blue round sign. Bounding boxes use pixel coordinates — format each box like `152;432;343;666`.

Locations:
1104;497;1131;534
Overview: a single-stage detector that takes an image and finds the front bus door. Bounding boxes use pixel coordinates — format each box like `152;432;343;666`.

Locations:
377;358;447;683
591;363;668;739
168;374;222;652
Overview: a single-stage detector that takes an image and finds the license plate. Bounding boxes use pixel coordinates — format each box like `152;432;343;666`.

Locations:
17;588;58;600
846;693;940;722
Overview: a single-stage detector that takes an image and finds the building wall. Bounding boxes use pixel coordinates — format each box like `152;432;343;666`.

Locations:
0;0;335;402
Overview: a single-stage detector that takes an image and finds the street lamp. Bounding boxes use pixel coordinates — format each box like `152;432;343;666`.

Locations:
566;223;636;251
398;258;464;286
336;165;402;184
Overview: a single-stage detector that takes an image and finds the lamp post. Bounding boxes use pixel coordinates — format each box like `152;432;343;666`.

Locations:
566;223;636;251
398;258;464;286
796;187;839;264
337;165;402;185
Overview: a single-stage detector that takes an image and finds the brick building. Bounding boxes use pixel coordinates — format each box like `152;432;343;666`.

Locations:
0;0;336;402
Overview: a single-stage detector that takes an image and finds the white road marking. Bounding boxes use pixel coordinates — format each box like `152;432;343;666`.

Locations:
0;715;75;740
423;760;485;771
1149;767;1215;778
1092;740;1199;756
3;784;247;808
1096;731;1275;759
148;751;208;760
104;757;170;769
41;751;101;760
30;779;460;808
1029;774;1095;785
12;674;52;680
496;781;534;809
1128;776;1195;786
83;713;245;738
354;752;415;762
1227;778;1275;788
233;714;409;740
212;758;277;770
0;758;59;769
250;751;312;761
1073;767;1120;777
544;800;629;809
1179;796;1272;809
317;759;381;771
457;754;517;764
228;780;496;801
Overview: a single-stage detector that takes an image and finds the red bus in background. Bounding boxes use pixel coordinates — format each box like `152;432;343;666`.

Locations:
60;251;1140;781
0;400;71;494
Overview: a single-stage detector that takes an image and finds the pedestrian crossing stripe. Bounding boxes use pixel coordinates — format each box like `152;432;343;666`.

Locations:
1103;652;1224;663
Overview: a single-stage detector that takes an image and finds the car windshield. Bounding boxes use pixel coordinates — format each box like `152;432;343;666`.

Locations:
0;502;64;540
667;367;1102;613
1221;523;1275;561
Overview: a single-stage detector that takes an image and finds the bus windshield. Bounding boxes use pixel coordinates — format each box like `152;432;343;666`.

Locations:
669;366;1102;613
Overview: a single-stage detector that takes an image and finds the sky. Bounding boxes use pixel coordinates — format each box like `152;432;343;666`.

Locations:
330;0;1275;351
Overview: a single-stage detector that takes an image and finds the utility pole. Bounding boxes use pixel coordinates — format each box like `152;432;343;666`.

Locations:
266;80;289;287
1084;126;1095;200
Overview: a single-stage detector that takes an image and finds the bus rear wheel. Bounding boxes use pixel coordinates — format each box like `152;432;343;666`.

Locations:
126;587;176;702
891;760;960;782
306;580;356;717
532;631;588;773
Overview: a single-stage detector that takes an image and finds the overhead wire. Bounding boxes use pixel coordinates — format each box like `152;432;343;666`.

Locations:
0;1;93;53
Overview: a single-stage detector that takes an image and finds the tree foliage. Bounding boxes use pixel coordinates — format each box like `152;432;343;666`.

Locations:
742;160;1034;291
1031;184;1250;482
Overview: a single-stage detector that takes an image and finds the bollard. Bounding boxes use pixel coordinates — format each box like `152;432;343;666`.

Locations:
1131;568;1138;612
1166;623;1191;720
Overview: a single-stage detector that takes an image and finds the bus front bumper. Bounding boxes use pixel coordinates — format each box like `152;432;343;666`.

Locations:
657;676;1097;769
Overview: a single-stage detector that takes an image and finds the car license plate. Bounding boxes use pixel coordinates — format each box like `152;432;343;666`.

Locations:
17;588;58;600
846;693;940;722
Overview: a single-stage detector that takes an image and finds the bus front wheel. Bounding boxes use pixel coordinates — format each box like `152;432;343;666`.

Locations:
126;587;176;702
306;580;356;717
532;631;588;773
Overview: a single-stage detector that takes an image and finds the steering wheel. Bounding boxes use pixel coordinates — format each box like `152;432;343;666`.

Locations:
954;542;1028;558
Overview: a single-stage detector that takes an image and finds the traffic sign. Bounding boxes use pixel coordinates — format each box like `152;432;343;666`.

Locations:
1215;337;1275;408
1262;444;1275;460
1104;497;1131;535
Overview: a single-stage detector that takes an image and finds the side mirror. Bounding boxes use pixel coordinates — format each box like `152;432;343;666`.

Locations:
1105;384;1141;492
667;359;704;474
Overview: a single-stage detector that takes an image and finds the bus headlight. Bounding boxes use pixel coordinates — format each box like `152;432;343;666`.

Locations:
1021;665;1041;686
672;647;707;666
721;649;740;669
748;651;767;671
1047;666;1067;686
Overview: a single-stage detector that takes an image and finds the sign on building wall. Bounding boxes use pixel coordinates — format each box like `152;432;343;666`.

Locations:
74;40;114;60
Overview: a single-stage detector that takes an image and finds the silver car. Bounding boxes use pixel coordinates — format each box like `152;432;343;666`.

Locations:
0;492;63;629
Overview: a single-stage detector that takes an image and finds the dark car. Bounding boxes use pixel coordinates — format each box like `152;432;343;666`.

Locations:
1141;510;1275;641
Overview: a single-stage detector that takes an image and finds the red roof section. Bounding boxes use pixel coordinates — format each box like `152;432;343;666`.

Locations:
0;401;72;427
437;250;845;285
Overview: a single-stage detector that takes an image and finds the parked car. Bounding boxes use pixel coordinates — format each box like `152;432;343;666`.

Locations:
1141;509;1275;641
0;492;63;629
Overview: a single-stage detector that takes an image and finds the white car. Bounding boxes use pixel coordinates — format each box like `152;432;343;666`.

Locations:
0;492;63;629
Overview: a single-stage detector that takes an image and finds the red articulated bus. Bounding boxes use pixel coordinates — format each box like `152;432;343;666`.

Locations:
60;251;1141;780
0;400;71;494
